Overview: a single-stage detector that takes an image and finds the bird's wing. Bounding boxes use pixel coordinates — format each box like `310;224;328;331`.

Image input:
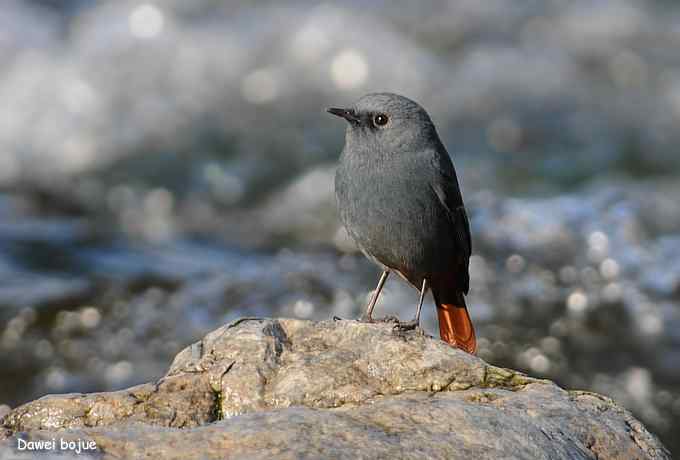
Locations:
428;153;472;294
429;179;472;258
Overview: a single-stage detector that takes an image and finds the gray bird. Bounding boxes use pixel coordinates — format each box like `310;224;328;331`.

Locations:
328;93;476;353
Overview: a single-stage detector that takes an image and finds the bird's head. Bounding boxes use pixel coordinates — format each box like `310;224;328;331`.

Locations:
327;93;437;153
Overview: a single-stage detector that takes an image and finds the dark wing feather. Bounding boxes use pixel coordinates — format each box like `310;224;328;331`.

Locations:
429;157;472;294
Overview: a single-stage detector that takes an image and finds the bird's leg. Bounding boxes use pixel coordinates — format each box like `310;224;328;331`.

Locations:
359;270;389;323
394;278;428;331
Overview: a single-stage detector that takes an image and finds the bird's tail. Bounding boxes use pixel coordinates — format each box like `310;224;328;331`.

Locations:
432;277;476;354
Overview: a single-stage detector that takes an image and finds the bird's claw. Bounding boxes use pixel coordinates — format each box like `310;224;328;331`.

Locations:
378;315;400;323
392;319;422;333
358;315;400;324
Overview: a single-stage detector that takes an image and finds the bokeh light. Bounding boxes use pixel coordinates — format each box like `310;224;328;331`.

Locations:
331;49;368;90
129;4;164;39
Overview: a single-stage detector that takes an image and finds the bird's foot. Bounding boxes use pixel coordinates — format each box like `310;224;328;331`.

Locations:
357;314;399;324
357;314;374;323
392;319;423;334
375;315;400;323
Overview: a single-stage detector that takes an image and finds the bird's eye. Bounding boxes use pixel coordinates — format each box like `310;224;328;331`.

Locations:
373;113;389;126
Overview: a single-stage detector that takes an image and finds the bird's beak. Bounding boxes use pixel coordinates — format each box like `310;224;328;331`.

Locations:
326;107;359;124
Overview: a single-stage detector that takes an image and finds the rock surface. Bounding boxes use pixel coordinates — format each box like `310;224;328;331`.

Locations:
0;318;671;459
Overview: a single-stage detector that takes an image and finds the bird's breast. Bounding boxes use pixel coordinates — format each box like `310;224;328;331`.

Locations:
335;150;450;279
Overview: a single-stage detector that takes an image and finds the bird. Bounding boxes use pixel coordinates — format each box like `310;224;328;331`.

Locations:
328;92;476;354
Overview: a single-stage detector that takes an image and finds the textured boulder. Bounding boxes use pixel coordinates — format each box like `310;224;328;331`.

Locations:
0;318;671;459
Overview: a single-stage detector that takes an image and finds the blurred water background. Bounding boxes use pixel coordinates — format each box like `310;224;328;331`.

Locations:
1;0;680;453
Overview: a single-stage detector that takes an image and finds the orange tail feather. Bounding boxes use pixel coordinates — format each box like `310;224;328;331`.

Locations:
432;279;476;354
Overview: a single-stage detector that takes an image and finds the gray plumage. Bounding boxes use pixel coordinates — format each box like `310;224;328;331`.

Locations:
333;93;471;293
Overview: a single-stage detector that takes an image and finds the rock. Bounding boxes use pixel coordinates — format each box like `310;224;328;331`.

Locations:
0;318;670;459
